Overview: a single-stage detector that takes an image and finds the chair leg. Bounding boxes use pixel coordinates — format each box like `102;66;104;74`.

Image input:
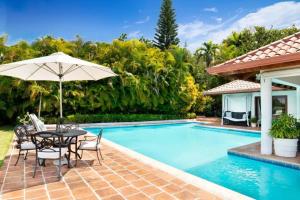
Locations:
58;158;61;179
96;150;102;165
15;149;21;166
24;150;28;160
33;156;38;178
75;141;78;166
99;149;104;160
80;150;83;159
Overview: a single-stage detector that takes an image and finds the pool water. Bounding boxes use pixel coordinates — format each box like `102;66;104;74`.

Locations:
84;123;300;200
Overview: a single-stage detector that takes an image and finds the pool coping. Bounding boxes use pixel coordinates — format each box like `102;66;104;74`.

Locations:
80;120;254;200
228;143;300;170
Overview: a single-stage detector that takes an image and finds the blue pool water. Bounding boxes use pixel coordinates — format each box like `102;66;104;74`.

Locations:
84;123;300;200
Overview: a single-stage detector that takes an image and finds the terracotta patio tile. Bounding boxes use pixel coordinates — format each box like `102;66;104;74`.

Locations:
75;194;99;200
67;181;86;190
48;189;71;199
109;179;129;188
151;178;168;187
25;189;48;199
170;178;186;187
122;174;140;182
131;180;150;188
103;194;125;200
142;173;159;181
140;185;161;196
174;190;196;200
95;187;118;197
163;183;181;194
153;192;175;200
89;180;110;189
119;186;139;196
126;193;150;200
1;190;24;198
46;182;66;191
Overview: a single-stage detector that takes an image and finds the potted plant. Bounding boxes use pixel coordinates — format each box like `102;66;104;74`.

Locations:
269;114;300;157
250;117;257;128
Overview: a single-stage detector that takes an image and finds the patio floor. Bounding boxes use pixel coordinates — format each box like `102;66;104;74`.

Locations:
0;140;220;200
229;142;300;169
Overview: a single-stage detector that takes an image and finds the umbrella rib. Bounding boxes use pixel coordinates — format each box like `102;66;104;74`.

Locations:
62;64;77;76
63;64;82;76
88;65;116;76
0;63;28;73
41;64;60;77
80;67;97;80
24;64;45;80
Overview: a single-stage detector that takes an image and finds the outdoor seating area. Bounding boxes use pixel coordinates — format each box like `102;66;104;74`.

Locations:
0;139;218;200
1;1;300;199
222;111;249;126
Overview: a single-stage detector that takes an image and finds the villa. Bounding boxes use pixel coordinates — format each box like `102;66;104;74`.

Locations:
1;2;300;199
204;79;296;126
207;31;300;155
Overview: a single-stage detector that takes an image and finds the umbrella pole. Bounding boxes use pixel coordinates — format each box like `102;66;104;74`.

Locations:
59;77;63;118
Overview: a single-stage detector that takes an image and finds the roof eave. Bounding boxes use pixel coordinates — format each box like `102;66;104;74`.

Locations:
207;52;300;76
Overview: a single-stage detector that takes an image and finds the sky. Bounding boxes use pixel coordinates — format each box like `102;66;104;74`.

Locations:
1;0;300;51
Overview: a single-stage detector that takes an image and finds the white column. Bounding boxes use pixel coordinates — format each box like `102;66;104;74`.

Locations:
297;87;300;121
260;76;273;155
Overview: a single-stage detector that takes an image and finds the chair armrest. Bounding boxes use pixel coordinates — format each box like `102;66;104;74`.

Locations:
79;136;96;142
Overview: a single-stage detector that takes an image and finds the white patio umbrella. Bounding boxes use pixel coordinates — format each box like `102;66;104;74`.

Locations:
0;52;117;118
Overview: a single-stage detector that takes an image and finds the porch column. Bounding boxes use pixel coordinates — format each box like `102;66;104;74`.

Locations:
260;76;273;155
297;87;300;121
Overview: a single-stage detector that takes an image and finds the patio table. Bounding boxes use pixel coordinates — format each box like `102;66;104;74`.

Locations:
34;129;87;167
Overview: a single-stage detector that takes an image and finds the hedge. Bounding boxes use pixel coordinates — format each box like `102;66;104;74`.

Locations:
45;113;196;124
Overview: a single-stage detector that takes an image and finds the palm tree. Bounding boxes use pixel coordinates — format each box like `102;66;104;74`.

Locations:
195;41;218;67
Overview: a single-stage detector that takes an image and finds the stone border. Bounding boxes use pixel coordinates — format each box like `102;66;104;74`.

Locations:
81;120;253;200
228;149;300;170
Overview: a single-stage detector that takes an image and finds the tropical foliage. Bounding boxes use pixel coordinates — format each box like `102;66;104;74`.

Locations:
0;25;298;124
0;36;208;124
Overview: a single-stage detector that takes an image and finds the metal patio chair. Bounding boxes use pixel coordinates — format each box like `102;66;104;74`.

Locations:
14;125;36;166
31;131;69;179
78;129;103;165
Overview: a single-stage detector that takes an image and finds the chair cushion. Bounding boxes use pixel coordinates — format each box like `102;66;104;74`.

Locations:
37;148;68;159
224;112;232;118
20;142;36;150
79;141;100;150
231;112;245;119
30;114;47;132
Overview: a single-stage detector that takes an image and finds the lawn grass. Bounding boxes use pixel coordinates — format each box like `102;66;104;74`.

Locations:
0;126;14;167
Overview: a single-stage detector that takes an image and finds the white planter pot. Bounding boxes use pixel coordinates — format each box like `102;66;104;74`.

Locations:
274;138;298;157
251;123;256;128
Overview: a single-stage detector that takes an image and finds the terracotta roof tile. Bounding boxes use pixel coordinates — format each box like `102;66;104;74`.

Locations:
203;80;285;95
210;32;300;72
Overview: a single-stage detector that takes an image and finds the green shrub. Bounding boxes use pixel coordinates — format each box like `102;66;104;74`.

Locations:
44;113;196;124
269;114;300;139
250;117;257;123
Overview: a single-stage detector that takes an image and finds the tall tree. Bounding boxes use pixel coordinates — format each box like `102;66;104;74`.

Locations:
154;0;179;50
195;41;218;68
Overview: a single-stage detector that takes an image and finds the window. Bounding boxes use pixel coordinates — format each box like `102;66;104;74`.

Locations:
272;96;287;116
254;95;288;118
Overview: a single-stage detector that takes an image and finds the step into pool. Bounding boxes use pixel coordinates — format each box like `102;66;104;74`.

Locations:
84;123;300;200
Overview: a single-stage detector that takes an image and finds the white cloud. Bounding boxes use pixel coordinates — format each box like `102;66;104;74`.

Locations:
180;1;300;51
203;7;218;13
135;16;150;24
215;17;223;23
128;30;142;38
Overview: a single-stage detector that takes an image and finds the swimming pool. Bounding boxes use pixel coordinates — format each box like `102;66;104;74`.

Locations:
84;123;300;200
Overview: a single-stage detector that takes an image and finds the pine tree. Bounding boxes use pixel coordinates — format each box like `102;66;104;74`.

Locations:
154;0;179;50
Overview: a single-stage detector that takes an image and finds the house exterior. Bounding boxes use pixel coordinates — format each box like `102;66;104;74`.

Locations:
206;31;300;155
204;80;296;123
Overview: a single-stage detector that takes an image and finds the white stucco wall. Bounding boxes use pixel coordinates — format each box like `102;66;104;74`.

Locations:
222;90;297;118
